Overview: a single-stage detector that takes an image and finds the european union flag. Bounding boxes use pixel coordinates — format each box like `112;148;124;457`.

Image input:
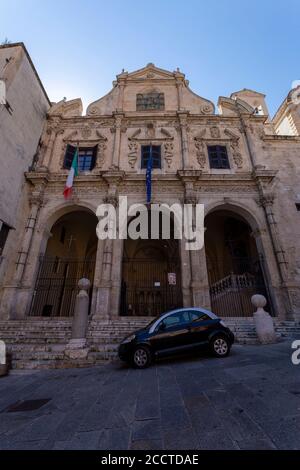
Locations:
146;145;153;204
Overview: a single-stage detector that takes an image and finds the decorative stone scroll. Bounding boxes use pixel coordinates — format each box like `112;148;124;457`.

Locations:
164;142;174;168
224;129;243;169
194;129;207;168
128;141;139;169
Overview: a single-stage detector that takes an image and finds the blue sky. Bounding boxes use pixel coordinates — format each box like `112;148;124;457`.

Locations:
1;0;299;116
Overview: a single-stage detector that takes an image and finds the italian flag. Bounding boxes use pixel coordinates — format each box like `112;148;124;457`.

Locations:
63;149;78;199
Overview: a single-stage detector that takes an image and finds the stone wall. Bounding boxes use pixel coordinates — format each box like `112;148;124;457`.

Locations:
1;62;300;322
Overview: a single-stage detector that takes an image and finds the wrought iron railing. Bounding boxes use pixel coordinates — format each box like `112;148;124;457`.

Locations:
29;256;95;317
209;271;270;317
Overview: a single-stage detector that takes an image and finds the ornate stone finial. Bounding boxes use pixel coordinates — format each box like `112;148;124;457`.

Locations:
251;294;277;344
78;278;90;295
251;294;267;310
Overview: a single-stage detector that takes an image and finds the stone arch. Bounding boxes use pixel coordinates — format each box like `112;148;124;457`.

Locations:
38;202;98;256
204;200;263;233
29;203;98;317
204;201;274;317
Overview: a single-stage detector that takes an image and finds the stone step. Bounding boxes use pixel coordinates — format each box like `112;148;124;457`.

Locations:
2;317;300;370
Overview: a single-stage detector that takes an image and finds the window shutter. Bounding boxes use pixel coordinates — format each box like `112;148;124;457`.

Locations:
87;145;97;170
63;144;76;169
141;146;150;168
152;145;161;169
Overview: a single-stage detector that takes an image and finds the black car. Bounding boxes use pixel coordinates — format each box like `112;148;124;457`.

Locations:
118;307;235;368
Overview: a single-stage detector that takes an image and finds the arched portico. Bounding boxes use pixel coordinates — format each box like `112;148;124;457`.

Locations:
29;209;98;317
204;203;275;317
120;208;183;317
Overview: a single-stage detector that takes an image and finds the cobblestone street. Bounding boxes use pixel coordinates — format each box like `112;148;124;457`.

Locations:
0;340;300;450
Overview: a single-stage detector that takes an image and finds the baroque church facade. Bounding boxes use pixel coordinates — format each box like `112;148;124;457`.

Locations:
1;60;300;329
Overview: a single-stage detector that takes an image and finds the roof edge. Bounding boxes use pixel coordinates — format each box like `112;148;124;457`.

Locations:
0;42;51;105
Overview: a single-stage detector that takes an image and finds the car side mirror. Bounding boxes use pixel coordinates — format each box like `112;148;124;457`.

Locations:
158;322;166;331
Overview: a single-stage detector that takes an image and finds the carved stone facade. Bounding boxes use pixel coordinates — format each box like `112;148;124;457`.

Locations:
1;61;300;323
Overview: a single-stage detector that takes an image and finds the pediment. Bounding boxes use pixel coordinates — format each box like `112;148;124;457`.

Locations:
117;63;183;82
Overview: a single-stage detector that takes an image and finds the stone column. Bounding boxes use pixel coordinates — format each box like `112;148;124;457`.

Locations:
65;278;90;359
89;238;103;317
190;246;211;310
176;79;183;110
177;111;190;169
109;238;123;317
111;112;124;169
117;79;125;110
93;173;124;319
180;238;192;307
95;232;114;320
14;200;40;283
41;127;56;169
259;194;288;281
258;193;296;319
0;185;45;319
185;194;211;310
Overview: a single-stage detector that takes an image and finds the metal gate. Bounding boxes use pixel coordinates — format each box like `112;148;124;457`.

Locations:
29;257;95;317
209;256;273;317
120;258;182;316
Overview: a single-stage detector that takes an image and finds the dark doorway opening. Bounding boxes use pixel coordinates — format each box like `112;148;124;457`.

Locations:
120;210;182;316
205;210;272;317
29;210;97;317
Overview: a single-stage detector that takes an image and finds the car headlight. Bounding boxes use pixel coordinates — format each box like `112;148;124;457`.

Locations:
220;320;227;328
122;334;136;344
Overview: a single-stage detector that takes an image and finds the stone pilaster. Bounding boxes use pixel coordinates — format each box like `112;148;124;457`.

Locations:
39;119;62;170
258;192;296;319
177;111;190;169
93;172;124;319
111;112;125;169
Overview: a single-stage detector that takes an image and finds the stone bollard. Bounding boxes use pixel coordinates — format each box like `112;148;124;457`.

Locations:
65;278;91;360
251;294;277;344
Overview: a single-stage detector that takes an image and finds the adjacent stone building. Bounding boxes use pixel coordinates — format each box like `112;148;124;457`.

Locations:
1;54;300;339
0;42;50;287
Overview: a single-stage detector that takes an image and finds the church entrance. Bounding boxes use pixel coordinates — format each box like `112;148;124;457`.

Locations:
205;209;272;317
29;210;97;317
120;237;182;317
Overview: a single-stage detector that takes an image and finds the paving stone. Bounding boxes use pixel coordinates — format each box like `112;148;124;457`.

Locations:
163;426;198;449
64;430;102;450
197;429;238;450
237;438;277;450
98;427;130;450
0;340;299;450
161;405;191;430
132;418;162;441
130;439;163;450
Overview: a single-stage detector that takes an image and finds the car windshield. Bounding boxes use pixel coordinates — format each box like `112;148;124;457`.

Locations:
145;311;170;329
145;308;219;330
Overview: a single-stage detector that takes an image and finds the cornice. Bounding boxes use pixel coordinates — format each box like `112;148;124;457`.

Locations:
262;134;300;143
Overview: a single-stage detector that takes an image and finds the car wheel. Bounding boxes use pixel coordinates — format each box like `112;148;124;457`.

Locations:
210;335;230;357
132;346;152;369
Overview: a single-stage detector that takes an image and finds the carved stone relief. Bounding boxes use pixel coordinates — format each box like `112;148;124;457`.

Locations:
164;142;174;168
210;126;220;139
128;141;138;169
194;129;207;168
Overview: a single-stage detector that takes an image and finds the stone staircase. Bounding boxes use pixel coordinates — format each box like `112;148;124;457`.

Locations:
0;317;299;369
